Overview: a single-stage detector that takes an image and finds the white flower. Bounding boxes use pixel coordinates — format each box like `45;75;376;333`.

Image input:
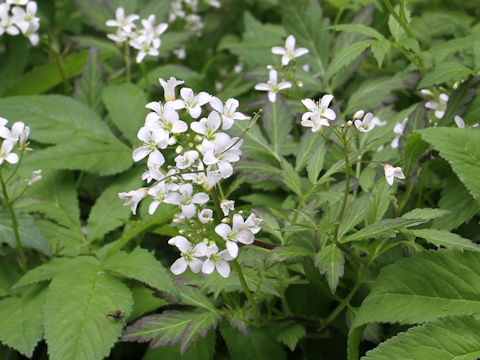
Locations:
145;104;187;135
244;213;262;234
0;140;18;165
255;69;292;103
209;97;250;130
185;14;204;36
159;77;184;102
165;183;209;219
129;34;159;63
198;243;233;278
215;214;255;258
173;47;186;59
118;188;147;215
11;1;39;34
26;169;42;185
220;199;234;216
178;87;211;119
354;112;384;132
132;126;168;162
190;111;221;140
142;150;165;183
271;35;309;66
148;181;178;214
141;14;168;39
198;208;213;224
454;115;465;128
425;93;449;119
168;236;206;275
0;121;26;144
301;95;336;132
200;133;242;178
205;0;221;8
391;117;408;149
0;4;20;36
175;150;199;169
106;7;139;33
384;164;405;186
7;0;29;5
169;0;185;22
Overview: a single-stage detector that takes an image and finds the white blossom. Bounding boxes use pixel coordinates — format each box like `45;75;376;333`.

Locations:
220;199;234;216
178;87;211;119
145;105;187;136
425;93;449;119
354;112;385;133
118;188;147;215
0;4;20;36
0;121;26;144
141;14;168;39
148;181;178;214
198;243;233;278
159;77;184;102
168;236;206;274
200;133;242;178
190;111;222;140
11;1;39;35
132;126;168;162
0;140;18;165
198;208;213;224
175;150;199;169
271;35;309;66
255;69;291;103
106;7;139;34
215;214;255;258
391;117;408;149
384;164;405;186
244;213;262;234
165;183;209;219
129;34;159;63
26;169;42;185
301;95;336;132
209;97;250;130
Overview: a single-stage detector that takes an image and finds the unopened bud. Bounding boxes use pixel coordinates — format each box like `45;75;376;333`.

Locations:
267;65;273;70
168;137;177;146
179;229;187;235
297;81;303;87
175;145;183;154
221;217;230;223
347;120;353;127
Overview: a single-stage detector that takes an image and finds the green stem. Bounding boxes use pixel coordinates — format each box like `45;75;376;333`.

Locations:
0;170;27;272
333;129;351;242
382;0;415;39
231;259;259;325
5;150;24;184
124;43;131;82
141;62;150;98
53;49;72;93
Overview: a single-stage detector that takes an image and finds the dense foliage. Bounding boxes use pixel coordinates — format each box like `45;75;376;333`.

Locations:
0;0;480;359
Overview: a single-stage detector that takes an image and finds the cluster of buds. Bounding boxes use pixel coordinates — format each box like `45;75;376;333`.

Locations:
106;8;168;63
0;1;40;45
119;77;262;278
169;0;220;36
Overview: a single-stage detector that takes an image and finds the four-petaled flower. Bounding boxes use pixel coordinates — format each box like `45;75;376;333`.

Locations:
159;77;184;102
178;87;212;119
215;214;255;258
354;111;385;133
301;95;336;132
254;69;292;103
384;164;405;186
209;97;250;130
118;188;148;215
168;236;206;275
165;183;209;219
198;243;234;278
0;140;18;165
271;35;309;66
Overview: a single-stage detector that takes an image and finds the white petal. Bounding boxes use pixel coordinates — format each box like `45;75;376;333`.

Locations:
164;192;182;205
192;192;209;205
226;240;238;258
285;35;295;51
196;92;212;106
170;258;188;275
149;201;160;215
181;204;196;219
209;96;224;113
202;259;215;274
425;101;438;110
455;116;465;128
301;98;316;112
189;106;202;119
323;108;336;121
294;47;309;58
255;83;271;91
281;55;290;66
188;259;203;273
237;230;254;245
434;110;445;119
215;223;231;239
5;152;18;164
268;91;277;103
277;82;292;90
271;46;286;55
132;146;152;162
216;260;231;278
320;94;334;108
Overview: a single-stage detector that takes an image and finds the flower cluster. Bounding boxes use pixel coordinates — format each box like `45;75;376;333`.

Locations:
0;1;40;45
169;0;220;36
119;77;262;278
421;89;449;119
106;8;168;63
300;94;336;132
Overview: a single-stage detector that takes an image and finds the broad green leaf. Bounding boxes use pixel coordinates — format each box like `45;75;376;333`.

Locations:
0;36;29;93
418;61;473;88
281;0;330;80
307;142;326;184
329;24;384;40
86;167;143;242
0;285;46;357
354;250;480;327
34;219;88;257
295;131;323;171
128;286;168;322
175;282;216;312
363;315;480;360
102;83;148;145
139;64;205;92
159;31;192;53
23;138;132;176
326;40;373;80
44;258;133;360
76;0;137;31
402;208;450;221
370;39;391;68
74;47;105;114
315;244;344;293
410;229;480;252
440;76;477;127
0;209;51;256
0;258;21;296
338;195;370;239
276;322;306;351
403;133;429;176
262;99;292;156
387;6;411;41
123;310;220;355
341;218;425;243
221;323;287;360
103;247;177;296
428;35;477;62
270;246;315;260
418;128;480;205
143;329;215;360
280;158;302;196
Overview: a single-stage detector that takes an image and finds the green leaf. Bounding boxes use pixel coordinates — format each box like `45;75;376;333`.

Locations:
410;229;480;252
103;247;177;296
34;219;87;257
363;315;480;360
403;133;429;177
315;244;344;293
338;195;370;239
281;0;330;80
326;40;374;80
262;99;293;156
280;158;302;196
221;322;287;360
402;208;450;221
329;24;384;40
102;83;148;145
0;36;30;93
295;131;323;171
0;209;51;256
86;167;143;242
441;76;478;127
270;246;315;260
307;142;326;184
159;31;192;53
418;61;473;88
0;285;46;357
370;39;391;68
123;310;220;355
128;286;168;322
74;47;105;114
276;322;306;351
353;250;480;327
139;64;205;91
418;127;480;205
43;258;134;360
387;6;411;41
341;218;425;243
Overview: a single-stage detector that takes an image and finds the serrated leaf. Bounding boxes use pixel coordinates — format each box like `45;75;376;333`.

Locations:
128;286;168;322
123;310;220;355
86;167;143;242
295;131;323;171
338;195;370;239
353;250;480;327
280;158;302;195
74;47;105;114
330;24;384;40
307;142;326;183
276;322;306;351
387;6;411;41
221;323;287;360
0;285;46;357
370;39;391;68
270;246;315;260
43;258;134;360
103;247;177;296
34;219;87;256
326;40;373;80
410;229;480;252
402;208;450;221
418;127;480;205
363;315;480;360
102;83;148;145
418;61;473;88
262;99;292;156
315;244;344;293
441;76;478;127
341;218;425;243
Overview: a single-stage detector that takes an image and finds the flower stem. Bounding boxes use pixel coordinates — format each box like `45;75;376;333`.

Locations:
230;258;259;325
333;129;351;243
0;170;28;272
